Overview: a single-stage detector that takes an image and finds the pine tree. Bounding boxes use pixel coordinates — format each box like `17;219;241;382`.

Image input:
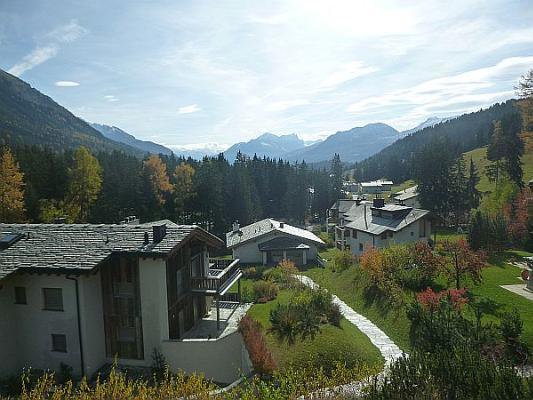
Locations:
330;153;343;201
0;147;26;222
486;115;524;188
517;69;533;151
467;157;481;210
65;147;102;222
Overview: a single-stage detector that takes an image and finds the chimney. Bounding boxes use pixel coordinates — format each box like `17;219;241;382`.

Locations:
54;217;67;224
232;221;240;233
280;222;285;228
373;198;385;208
153;224;167;243
143;232;149;245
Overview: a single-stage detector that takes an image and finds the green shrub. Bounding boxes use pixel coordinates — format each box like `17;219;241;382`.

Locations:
326;303;342;327
253;280;279;303
318;232;335;248
269;304;300;344
331;250;354;272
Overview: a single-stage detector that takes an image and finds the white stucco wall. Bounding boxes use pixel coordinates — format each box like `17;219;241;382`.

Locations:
0;273;87;377
161;332;252;383
346;218;432;256
232;231;319;265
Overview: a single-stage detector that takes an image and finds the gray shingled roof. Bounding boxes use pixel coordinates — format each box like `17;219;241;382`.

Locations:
226;219;324;249
329;199;361;214
344;204;430;235
0;221;222;280
258;237;311;251
393;185;418;201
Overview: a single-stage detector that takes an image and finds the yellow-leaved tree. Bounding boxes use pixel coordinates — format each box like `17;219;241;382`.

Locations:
66;146;102;222
0;147;26;222
143;154;173;206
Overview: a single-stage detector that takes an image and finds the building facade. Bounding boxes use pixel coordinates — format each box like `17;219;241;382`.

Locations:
227;219;324;266
0;221;249;383
334;199;434;256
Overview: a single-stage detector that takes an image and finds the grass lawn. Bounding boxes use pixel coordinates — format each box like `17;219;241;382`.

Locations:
304;246;533;352
468;251;533;348
304;265;413;351
246;288;384;371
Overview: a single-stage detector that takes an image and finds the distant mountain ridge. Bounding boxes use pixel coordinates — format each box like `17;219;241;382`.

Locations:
90;123;173;155
401;116;455;136
0;68;142;156
285;123;400;163
223;132;305;161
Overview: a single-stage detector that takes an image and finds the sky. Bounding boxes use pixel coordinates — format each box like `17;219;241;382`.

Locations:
1;0;533;152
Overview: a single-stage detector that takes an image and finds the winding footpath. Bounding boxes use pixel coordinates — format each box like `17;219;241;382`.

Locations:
295;275;403;367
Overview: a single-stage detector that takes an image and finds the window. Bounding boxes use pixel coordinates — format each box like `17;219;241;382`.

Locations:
43;288;63;311
51;334;67;352
359;243;364;252
352;229;357;239
176;269;184;298
14;287;27;304
410;231;414;237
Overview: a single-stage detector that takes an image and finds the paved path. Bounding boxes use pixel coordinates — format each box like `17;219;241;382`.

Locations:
500;284;533;301
295;275;404;366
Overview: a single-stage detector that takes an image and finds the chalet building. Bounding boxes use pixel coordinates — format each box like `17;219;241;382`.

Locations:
226;219;324;266
328;198;364;226
0;221;249;383
334;198;435;256
393;185;420;208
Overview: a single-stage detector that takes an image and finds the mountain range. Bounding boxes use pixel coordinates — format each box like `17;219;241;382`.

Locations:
0;67;496;167
0;69;142;156
223;132;305;161
90;123;173;156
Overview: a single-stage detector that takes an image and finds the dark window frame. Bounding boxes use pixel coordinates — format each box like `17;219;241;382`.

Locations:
51;334;67;353
14;286;27;305
43;288;64;311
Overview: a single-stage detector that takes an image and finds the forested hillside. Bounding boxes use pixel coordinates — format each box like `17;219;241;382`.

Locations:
0;69;142;156
351;100;519;182
6;146;339;236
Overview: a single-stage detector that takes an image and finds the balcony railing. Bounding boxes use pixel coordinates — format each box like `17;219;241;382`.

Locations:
191;258;242;295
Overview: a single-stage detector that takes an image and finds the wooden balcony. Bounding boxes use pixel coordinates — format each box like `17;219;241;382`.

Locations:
191;258;242;295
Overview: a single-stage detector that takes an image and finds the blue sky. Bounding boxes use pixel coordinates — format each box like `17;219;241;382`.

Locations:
1;0;532;151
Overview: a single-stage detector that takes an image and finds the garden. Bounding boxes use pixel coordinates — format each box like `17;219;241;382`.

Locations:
236;260;383;375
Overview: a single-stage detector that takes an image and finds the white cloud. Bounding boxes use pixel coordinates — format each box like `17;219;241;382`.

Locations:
250;14;289;25
7;19;87;76
346;56;533;128
55;80;80;87
178;104;201;114
266;99;309;112
320;61;379;90
8;46;58;76
104;95;119;102
168;142;229;152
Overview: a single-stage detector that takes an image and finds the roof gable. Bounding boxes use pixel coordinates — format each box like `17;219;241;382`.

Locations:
226;219;324;249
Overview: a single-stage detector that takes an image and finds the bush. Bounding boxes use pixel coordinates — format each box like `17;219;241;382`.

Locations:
331;250;355;272
242;266;262;280
318;232;334;248
326;303;342;327
253;280;279;303
269;304;300;344
238;315;277;375
263;260;299;289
